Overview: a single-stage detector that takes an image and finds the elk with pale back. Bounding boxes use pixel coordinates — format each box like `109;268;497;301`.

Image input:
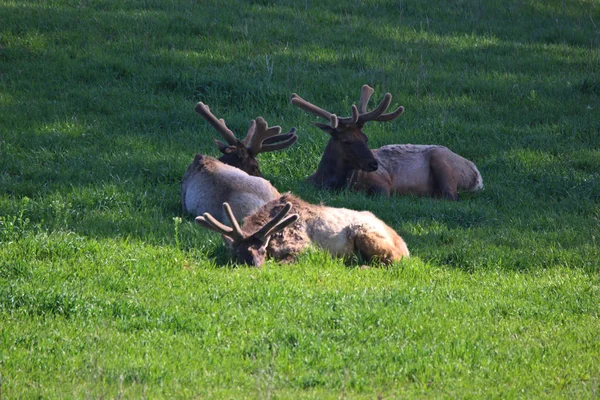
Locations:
291;85;482;200
181;103;296;221
195;193;410;266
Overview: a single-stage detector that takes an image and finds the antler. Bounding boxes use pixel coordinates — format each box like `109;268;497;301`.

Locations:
195;202;299;244
251;202;299;241
290;93;340;128
290;85;404;127
196;102;297;154
195;102;238;145
358;84;375;114
355;85;405;124
242;117;298;156
195;202;245;244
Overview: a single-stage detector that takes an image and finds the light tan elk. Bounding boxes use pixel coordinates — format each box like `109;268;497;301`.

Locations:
181;103;296;221
291;85;483;200
195;193;410;266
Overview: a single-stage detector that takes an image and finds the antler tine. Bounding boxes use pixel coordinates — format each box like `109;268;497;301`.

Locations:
337;104;360;125
222;202;244;240
251;117;278;151
195;102;238;145
258;128;298;153
195;214;231;234
358;85;375;114
357;93;392;124
330;114;339;129
244;117;284;155
262;129;296;145
263;214;299;239
375;105;405;122
290;93;333;122
195;211;244;244
240;119;257;147
252;202;297;241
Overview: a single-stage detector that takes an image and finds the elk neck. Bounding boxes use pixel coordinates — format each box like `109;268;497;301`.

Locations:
311;139;357;190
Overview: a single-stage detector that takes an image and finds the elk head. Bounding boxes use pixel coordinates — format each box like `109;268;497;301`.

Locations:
195;102;298;177
195;202;298;266
290;85;405;173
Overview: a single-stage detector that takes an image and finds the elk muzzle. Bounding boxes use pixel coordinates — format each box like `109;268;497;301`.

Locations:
364;159;379;172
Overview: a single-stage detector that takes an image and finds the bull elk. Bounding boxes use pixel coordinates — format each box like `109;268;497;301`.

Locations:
195;193;409;266
194;102;297;177
290;85;483;200
181;103;296;221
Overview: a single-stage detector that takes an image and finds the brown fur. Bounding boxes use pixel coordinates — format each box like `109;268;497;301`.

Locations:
220;193;409;266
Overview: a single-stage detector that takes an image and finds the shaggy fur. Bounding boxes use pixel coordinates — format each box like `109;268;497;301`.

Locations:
230;193;409;265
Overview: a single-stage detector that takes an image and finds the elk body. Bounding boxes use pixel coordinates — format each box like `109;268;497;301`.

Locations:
291;85;483;200
195;193;409;266
181;103;297;221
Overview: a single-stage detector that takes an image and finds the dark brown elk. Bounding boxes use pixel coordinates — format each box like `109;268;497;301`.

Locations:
181;104;296;221
291;85;483;200
194;102;297;177
195;193;409;266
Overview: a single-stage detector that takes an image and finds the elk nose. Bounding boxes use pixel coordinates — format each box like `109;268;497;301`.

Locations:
367;160;379;171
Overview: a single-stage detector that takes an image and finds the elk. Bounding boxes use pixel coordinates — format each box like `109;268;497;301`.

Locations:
290;85;483;200
181;103;296;221
195;193;410;266
194;102;298;177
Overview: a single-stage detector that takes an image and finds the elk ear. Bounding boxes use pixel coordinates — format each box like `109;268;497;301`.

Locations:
213;138;229;153
313;122;337;136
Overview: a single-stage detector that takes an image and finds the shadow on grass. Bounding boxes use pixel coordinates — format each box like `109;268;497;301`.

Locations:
1;0;599;273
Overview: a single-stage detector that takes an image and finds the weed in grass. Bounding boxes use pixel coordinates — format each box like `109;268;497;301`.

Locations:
0;197;31;242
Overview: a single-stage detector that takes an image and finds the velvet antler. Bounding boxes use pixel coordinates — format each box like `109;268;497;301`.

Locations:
290;84;404;127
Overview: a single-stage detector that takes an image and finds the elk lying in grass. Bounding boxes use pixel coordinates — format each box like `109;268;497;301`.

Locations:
181;103;296;221
291;85;483;200
195;193;409;266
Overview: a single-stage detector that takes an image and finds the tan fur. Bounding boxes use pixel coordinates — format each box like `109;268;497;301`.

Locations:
353;144;483;200
236;193;409;265
181;154;280;222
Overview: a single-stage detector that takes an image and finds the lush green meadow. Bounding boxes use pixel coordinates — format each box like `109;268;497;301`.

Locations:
1;0;599;397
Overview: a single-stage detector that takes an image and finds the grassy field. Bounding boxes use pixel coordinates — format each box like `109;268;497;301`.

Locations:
1;0;599;398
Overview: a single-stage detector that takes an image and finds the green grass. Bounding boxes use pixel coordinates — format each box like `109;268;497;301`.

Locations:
1;0;599;397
